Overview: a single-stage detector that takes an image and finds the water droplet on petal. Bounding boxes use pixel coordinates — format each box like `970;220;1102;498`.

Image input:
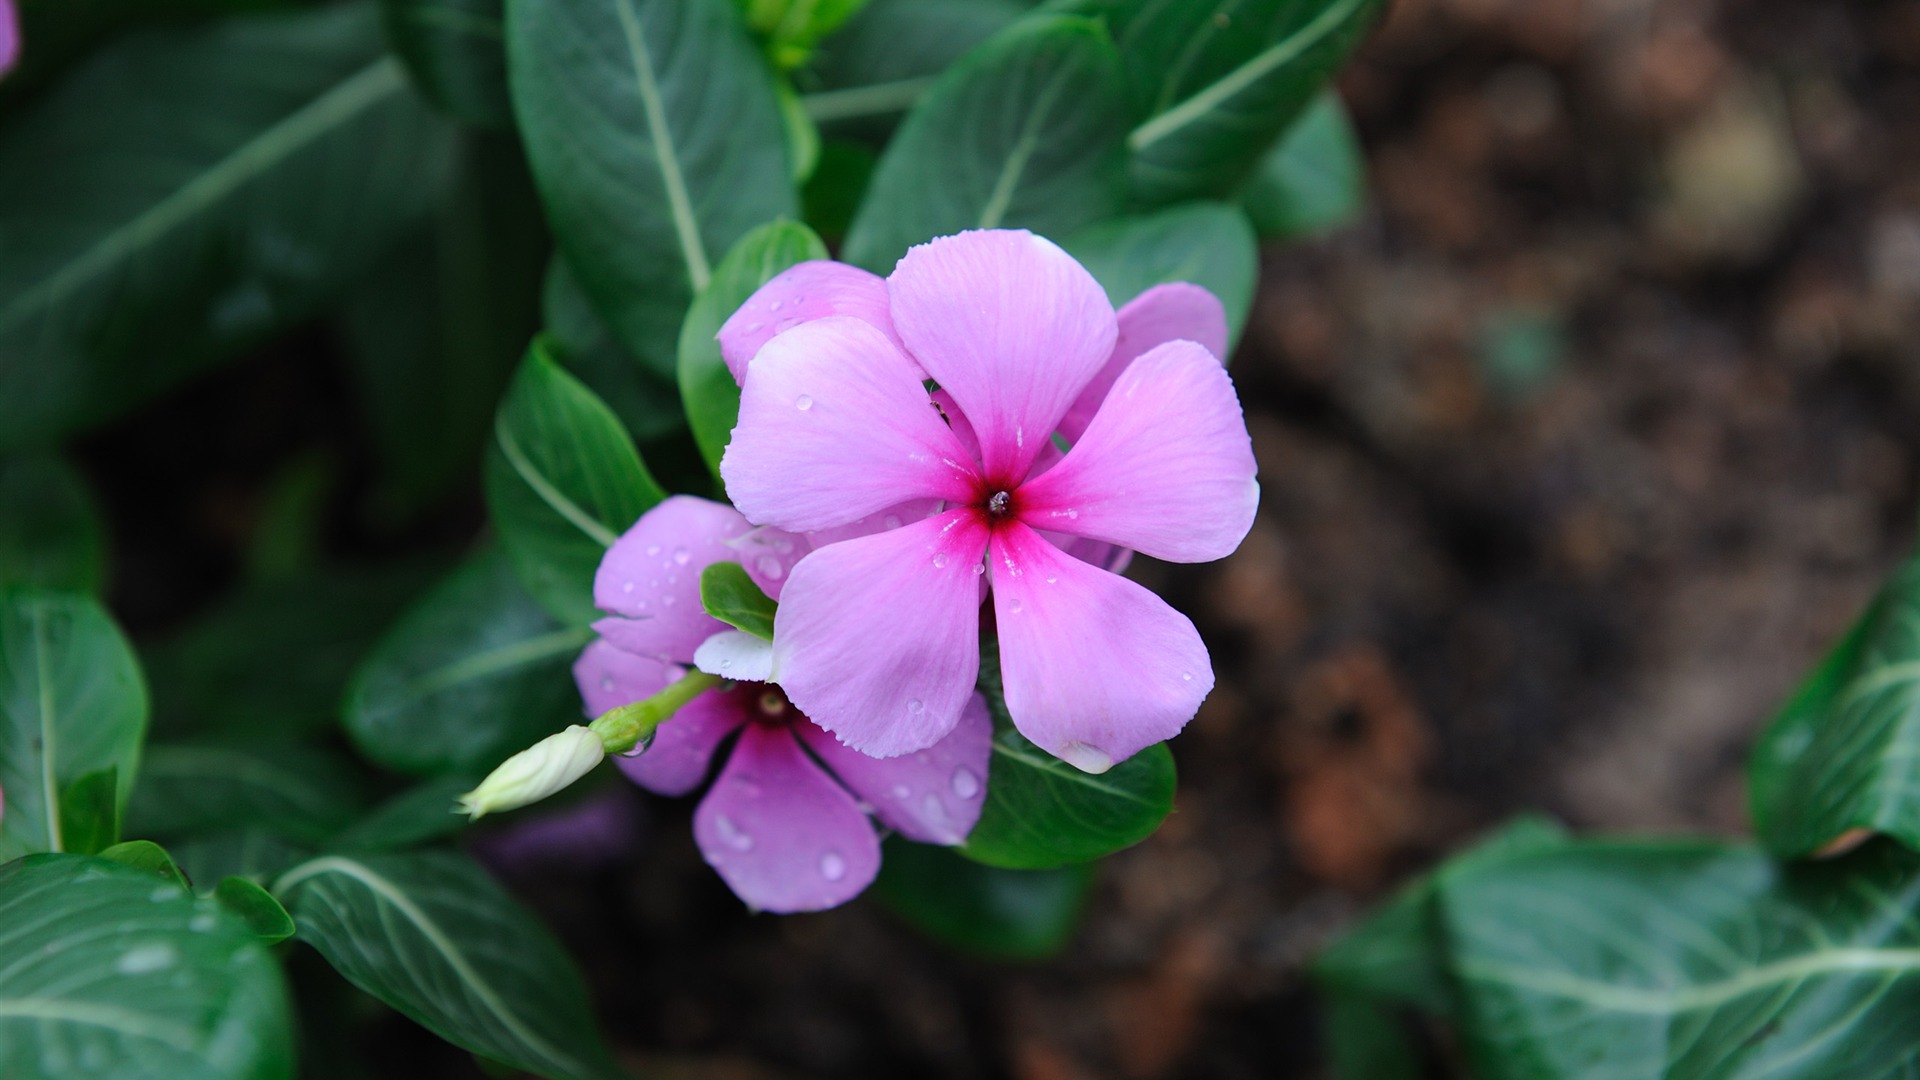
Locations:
884;515;902;530
622;580;635;593
973;563;986;576
672;546;691;565
746;321;764;333
922;792;948;824
600;675;615;692
906;698;924;715
1008;598;1024;614
951;767;980;799
634;599;648;611
756;554;785;580
891;784;911;800
819;851;847;881
645;544;662;556
769;299;783;312
795;394;813;411
715;814;754;851
1181;671;1193;682
662;594;676;607
1044;575;1057;585
932;553;948;569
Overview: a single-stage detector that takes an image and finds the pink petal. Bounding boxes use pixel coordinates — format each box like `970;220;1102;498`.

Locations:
694;724;880;912
771;510;989;757
716;261;911;385
796;692;992;846
804;497;944;549
721;316;978;534
730;525;808;600
592;496;749;662
1059;283;1229;444
0;0;17;78
989;523;1212;771
616;683;749;797
888;230;1116;485
575;640;745;797
1016;340;1258;564
930;389;983;466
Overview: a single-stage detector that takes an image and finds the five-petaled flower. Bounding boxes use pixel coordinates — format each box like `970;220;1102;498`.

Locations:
578;496;992;913
719;229;1258;773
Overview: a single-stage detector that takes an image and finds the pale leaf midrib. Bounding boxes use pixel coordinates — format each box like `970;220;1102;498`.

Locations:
611;0;711;292
1128;0;1369;152
33;604;60;854
0;998;202;1052
495;413;621;548
977;47;1082;231
400;625;593;702
1459;946;1920;1015
0;59;408;337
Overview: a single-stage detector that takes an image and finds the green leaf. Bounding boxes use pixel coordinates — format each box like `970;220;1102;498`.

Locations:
0;3;456;448
699;562;778;640
872;836;1094;958
0;853;294;1080
0;453;106;593
802;140;877;241
276;850;623;1080
1439;838;1920;1080
543;260;689;445
1062;201;1260;348
330;776;477;853
169;830;313;889
1314;815;1570;1015
743;0;871;70
1071;0;1385;207
99;839;191;890
59;766;122;856
344;549;592;776
485;341;667;627
142;561;440;741
961;646;1176;869
840;14;1130;273
509;0;797;379
804;0;1025;106
0;590;147;860
215;876;297;944
126;743;368;846
382;0;513;127
1321;989;1421;1080
677;220;829;480
1241;89;1366;239
1751;553;1920;856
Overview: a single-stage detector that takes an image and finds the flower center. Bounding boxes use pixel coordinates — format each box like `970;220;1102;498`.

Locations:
748;683;796;727
987;490;1013;519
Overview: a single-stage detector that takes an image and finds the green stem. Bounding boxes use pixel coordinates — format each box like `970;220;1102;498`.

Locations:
589;669;721;753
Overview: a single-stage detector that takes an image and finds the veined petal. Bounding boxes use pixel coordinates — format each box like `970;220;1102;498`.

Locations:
771;510;988;757
1017;340;1258;563
722;316;977;533
798;693;992;846
804;498;944;549
717;260;911;385
694;725;880;912
574;641;745;796
990;523;1212;770
728;525;809;600
592;496;750;662
888;230;1115;484
1059;283;1228;444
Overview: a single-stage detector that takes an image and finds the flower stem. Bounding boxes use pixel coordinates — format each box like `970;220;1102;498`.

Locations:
589;668;722;753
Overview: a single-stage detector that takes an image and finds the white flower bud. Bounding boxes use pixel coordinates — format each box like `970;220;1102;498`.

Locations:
456;725;605;819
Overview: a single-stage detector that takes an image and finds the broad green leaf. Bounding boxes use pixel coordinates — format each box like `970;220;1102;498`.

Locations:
872;836;1094;958
802;140;877;240
1063;201;1260;348
961;646;1176;868
1241;89;1366;238
509;0;796;379
0;453;105;592
1314;815;1570;1015
276;850;623;1080
330;776;477;853
214;877;297;944
543;260;688;445
0;3;456;448
99;839;192;889
1440;838;1920;1080
1751;554;1920;856
58;766;121;856
344;549;592;776
0;590;147;860
1065;0;1384;206
743;0;870;70
340;133;546;521
0;853;294;1080
382;0;513;127
677;220;829;480
142;561;439;741
170;830;312;889
1322;989;1421;1080
127;743;368;846
804;0;1025;110
699;562;778;640
485;341;667;626
840;14;1129;273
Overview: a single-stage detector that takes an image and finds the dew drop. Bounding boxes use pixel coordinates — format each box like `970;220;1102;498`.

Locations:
883;515;902;530
714;815;754;851
891;784;911;800
115;944;177;975
622;580;636;594
600;675;615;692
756;554;786;580
1181;672;1193;681
1009;598;1024;614
745;321;764;333
972;563;986;576
951;767;980;799
634;599;648;611
769;299;783;312
189;914;217;933
774;538;795;553
906;698;925;715
662;594;677;607
795;394;814;411
1044;575;1057;584
645;544;662;556
932;553;948;569
619;729;657;757
922;792;948;824
672;546;691;565
819;851;847;881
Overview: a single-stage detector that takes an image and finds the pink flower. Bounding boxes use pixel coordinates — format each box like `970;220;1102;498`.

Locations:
578;496;992;913
718;229;1258;772
0;0;19;78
